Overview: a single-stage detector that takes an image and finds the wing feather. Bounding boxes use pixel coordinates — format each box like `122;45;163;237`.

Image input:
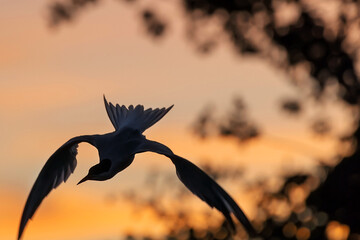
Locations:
134;139;257;236
171;155;256;235
18;136;95;240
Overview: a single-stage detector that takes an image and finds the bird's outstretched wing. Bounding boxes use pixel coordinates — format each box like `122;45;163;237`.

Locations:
18;135;95;240
135;139;257;237
103;95;173;133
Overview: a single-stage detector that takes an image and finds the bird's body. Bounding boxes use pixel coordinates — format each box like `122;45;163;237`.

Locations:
18;96;256;240
91;130;141;179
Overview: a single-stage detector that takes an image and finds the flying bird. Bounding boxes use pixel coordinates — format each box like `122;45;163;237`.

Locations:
18;96;256;239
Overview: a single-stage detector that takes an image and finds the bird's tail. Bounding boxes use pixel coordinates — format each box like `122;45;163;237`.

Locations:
103;95;173;133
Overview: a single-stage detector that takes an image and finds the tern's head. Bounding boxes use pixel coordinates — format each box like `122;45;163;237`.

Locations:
78;159;112;184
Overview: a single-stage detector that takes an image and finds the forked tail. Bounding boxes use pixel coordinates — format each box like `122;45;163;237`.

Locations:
103;95;173;133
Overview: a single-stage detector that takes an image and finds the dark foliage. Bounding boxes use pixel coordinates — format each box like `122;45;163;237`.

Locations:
49;0;98;27
141;9;167;38
192;97;260;143
281;99;302;115
311;119;331;136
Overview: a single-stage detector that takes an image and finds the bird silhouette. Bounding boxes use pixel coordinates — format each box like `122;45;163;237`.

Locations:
18;96;256;239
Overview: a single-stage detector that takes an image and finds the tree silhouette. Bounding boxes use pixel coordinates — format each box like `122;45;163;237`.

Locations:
47;1;360;239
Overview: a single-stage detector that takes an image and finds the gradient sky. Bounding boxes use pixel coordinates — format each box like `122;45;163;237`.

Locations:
0;0;354;239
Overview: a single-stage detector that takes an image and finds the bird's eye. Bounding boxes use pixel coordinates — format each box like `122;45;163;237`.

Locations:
89;159;112;174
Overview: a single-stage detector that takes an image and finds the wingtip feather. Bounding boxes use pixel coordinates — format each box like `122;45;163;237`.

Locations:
18;223;24;240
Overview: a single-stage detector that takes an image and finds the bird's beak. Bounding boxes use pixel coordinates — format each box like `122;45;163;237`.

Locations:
77;175;90;185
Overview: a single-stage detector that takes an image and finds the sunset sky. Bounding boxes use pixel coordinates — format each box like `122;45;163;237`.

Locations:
0;0;354;239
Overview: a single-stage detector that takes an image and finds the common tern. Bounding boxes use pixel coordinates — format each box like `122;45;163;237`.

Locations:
18;96;256;239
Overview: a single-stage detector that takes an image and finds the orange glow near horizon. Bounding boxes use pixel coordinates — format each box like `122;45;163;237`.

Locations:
1;126;346;239
2;190;170;240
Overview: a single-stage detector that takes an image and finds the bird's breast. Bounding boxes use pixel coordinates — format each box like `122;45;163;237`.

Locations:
111;155;135;173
